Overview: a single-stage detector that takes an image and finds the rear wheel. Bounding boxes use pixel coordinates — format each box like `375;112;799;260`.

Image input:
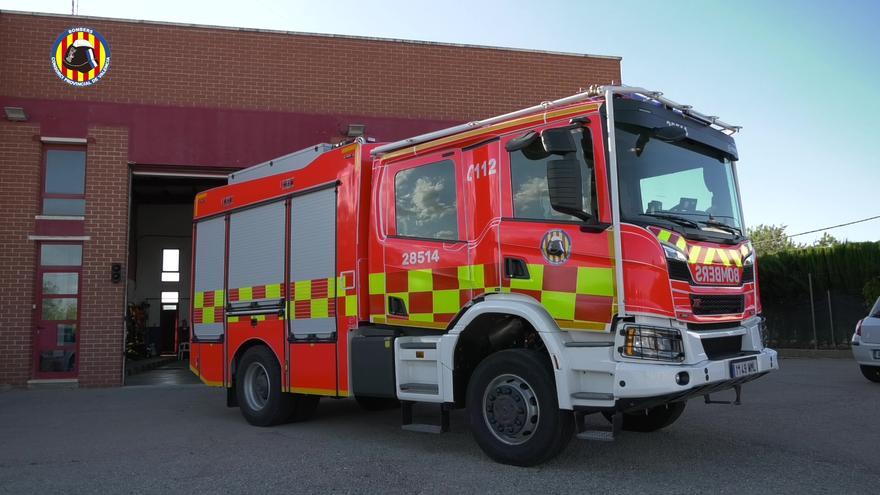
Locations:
606;402;686;432
236;346;291;426
860;365;880;383
466;349;573;466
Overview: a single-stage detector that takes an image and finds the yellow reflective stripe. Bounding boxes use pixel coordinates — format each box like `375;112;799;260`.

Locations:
369;272;385;295
675;237;687;252
688;245;702;264
657;230;672;242
717;249;731;266
510;264;544;291
541;291;576;320
311;298;329;318
409;313;433;322
336;276;346;297
202;307;215;324
730;249;743;267
407;269;433;292
457;264;485;290
575;267;614;297
327;277;336;297
704;248;716;264
228;316;240;323
265;284;281;299
433;289;460;313
215;290;224;304
239;286;253;301
294;279;311;301
345;294;357;316
194;291;205;309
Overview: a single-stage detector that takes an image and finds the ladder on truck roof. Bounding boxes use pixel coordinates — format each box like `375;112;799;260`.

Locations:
228;143;333;185
370;85;741;157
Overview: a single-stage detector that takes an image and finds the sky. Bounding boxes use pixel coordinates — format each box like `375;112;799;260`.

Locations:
3;0;878;244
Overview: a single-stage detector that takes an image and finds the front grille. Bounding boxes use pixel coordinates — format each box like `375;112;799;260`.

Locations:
667;259;691;282
690;294;744;315
742;265;754;283
687;322;742;332
701;335;743;360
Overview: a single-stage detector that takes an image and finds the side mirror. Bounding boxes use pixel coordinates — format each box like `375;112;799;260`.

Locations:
546;158;591;221
541;128;577;155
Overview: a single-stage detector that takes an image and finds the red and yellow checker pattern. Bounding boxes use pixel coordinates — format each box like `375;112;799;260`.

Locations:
368;262;615;331
192;289;225;324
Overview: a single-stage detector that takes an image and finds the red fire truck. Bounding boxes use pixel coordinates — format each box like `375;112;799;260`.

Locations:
189;86;778;465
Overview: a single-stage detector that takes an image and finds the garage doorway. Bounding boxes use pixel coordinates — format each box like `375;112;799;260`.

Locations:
125;171;227;385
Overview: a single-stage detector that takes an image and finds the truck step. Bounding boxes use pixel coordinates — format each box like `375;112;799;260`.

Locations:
401;400;451;434
574;410;621;442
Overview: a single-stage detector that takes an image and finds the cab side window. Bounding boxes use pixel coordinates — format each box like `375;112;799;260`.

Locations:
394;159;459;240
510;128;596;221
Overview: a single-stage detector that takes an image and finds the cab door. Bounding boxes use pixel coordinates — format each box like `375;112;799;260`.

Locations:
378;151;471;329
498;120;616;332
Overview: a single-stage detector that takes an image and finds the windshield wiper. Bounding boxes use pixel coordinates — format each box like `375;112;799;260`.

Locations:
644;213;701;229
701;218;743;238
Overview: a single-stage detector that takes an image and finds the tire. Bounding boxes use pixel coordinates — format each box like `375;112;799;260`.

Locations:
288;394;321;422
355;396;400;411
236;346;291;426
860;365;880;383
466;349;574;466
605;402;686;432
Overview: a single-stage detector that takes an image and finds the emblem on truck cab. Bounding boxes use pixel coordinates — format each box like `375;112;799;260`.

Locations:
540;229;572;265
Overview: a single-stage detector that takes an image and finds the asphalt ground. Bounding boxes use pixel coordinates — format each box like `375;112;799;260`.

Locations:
1;358;878;494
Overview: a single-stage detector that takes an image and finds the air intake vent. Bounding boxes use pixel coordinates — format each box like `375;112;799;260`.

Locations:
701;335;743;360
742;265;754;283
690;294;744;315
667;259;691;282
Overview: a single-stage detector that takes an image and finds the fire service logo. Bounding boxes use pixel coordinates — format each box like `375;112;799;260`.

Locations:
540;229;572;265
51;27;111;86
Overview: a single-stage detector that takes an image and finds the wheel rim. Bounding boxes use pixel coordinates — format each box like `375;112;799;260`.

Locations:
482;373;540;445
243;362;270;411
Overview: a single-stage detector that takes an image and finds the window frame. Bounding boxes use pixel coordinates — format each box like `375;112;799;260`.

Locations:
40;145;87;217
506;125;599;225
391;157;463;242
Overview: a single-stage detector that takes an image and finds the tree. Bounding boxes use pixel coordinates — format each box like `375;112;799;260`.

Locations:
814;232;841;248
747;224;799;255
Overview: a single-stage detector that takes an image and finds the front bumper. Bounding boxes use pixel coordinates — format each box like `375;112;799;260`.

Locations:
852;340;880;366
612;347;778;401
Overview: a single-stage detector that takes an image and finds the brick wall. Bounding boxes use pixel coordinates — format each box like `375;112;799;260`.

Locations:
0;123;40;386
0;11;621;121
77;127;129;387
0;11;621;387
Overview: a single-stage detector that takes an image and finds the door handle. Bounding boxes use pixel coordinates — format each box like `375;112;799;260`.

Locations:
504;258;530;279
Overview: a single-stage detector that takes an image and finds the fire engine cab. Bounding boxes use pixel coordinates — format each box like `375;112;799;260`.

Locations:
189;86;778;466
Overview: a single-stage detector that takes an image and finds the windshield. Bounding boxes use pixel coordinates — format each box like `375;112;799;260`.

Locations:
615;123;743;232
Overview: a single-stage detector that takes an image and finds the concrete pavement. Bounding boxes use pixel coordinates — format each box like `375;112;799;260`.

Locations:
1;358;878;494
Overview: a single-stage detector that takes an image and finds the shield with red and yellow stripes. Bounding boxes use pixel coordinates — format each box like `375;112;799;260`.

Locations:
51;27;111;86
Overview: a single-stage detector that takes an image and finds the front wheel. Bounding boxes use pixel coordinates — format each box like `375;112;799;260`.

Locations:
466;349;573;466
605;402;686;432
860;365;880;383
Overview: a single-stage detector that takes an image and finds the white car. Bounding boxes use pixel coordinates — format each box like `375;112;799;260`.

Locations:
852;296;880;382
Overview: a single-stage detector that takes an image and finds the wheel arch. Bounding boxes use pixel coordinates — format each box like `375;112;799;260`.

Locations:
442;292;573;409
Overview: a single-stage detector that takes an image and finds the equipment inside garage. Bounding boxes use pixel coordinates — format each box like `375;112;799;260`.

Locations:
125;174;226;367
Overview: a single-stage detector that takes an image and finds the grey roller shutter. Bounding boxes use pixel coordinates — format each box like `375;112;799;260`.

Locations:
228;201;286;300
290;187;337;339
193;217;225;340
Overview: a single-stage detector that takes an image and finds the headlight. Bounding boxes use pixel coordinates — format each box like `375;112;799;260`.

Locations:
662;242;688;263
742;251;755;266
620;325;684;361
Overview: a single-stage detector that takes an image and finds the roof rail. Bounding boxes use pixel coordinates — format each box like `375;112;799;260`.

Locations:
370;85;739;157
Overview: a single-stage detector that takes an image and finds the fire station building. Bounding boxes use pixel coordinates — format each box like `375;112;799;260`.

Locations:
0;10;621;388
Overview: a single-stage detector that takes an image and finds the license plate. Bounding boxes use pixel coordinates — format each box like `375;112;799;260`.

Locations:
730;357;759;378
873;350;880;360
